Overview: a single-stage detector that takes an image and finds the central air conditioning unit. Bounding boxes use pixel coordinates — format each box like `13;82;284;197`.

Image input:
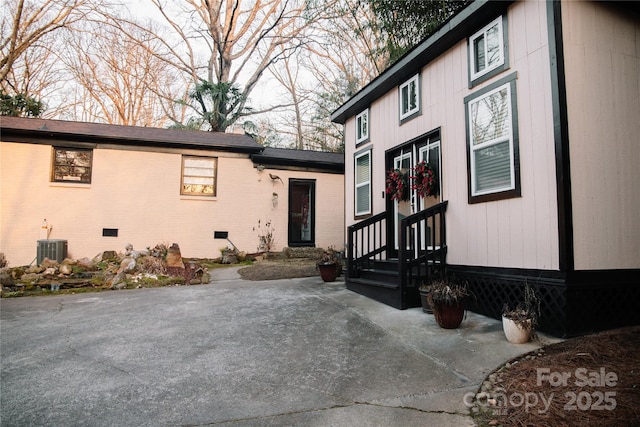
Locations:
37;239;68;265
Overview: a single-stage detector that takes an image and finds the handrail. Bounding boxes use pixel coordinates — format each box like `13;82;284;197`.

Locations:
347;201;448;289
399;201;448;287
347;212;387;278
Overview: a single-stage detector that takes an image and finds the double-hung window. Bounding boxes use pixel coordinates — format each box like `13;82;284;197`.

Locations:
399;74;420;121
355;109;369;145
465;73;520;203
354;150;371;216
181;156;217;196
469;16;508;86
52;147;93;183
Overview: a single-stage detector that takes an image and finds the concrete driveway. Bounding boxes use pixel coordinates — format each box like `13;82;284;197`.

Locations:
1;268;553;426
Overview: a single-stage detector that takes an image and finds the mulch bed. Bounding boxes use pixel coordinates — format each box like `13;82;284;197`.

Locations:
237;258;319;281
472;326;640;426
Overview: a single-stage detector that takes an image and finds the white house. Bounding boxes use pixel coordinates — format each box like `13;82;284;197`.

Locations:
0;117;344;266
331;0;640;337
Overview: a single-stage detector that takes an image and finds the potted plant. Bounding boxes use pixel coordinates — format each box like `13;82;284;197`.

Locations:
316;248;341;282
418;284;433;314
426;276;469;329
502;283;540;343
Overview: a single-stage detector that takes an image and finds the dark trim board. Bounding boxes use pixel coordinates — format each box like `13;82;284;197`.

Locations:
547;0;575;272
448;265;640;338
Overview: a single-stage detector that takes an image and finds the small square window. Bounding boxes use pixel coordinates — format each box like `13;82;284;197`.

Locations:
469;16;507;84
51;147;93;183
181;156;217;196
399;74;420;121
355;109;369;144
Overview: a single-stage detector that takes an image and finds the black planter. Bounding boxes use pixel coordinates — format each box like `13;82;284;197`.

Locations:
419;288;433;314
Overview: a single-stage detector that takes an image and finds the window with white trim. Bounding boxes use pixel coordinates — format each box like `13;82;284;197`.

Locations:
52;147;93;183
355;150;371;216
399;74;420;121
465;75;520;202
181;156;217;196
355;109;369;144
469;16;505;83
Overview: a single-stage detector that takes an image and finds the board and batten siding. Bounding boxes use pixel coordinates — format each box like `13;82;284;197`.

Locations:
561;0;640;270
345;0;559;270
0;141;344;265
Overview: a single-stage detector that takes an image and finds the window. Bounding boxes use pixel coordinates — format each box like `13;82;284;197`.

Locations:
355;109;369;144
399;74;420;121
181;156;217;196
355;150;371;216
469;16;507;85
52;147;93;183
465;73;520;203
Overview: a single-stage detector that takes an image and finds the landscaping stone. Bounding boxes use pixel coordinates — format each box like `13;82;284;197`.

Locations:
166;243;184;269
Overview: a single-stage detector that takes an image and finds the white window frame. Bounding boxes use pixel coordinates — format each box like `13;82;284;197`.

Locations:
181;155;217;196
469;16;505;82
467;80;516;198
355;109;369;144
399;74;420;121
354;150;371;216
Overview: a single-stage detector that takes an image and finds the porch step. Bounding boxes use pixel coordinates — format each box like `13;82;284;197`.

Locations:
348;277;399;290
360;268;400;285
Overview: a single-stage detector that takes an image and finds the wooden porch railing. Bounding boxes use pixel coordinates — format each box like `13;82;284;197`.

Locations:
346;211;388;278
347;201;448;286
399;200;448;286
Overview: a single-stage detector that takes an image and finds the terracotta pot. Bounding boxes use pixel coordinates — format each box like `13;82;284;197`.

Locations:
432;302;464;329
502;315;532;344
318;263;338;282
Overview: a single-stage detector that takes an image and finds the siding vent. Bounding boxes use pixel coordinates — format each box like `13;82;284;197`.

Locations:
103;228;118;237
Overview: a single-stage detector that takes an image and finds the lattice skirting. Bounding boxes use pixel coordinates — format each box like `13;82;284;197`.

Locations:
447;265;640;338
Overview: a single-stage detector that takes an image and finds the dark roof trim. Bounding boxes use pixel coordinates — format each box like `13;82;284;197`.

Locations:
330;0;514;124
251;147;344;173
0;116;264;154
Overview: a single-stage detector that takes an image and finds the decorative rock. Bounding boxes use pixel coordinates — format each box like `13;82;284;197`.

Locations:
0;269;14;286
77;258;95;269
59;264;73;275
41;258;59;268
43;267;57;276
61;258;77;265
166;243;184;269
124;244;149;259
119;258;136;272
20;273;40;282
94;250;117;263
110;270;127;289
26;265;45;274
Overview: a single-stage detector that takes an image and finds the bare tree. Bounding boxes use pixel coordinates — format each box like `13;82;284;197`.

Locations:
110;0;333;131
59;19;185;127
1;0;98;93
258;1;386;151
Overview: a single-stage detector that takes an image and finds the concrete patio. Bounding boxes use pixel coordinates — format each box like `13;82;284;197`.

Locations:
0;267;558;426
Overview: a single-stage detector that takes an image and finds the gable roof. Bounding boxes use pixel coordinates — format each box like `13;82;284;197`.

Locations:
251;147;344;173
330;0;514;124
0;116;263;153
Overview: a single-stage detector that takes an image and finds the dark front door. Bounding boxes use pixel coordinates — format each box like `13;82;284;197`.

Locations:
288;179;315;246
